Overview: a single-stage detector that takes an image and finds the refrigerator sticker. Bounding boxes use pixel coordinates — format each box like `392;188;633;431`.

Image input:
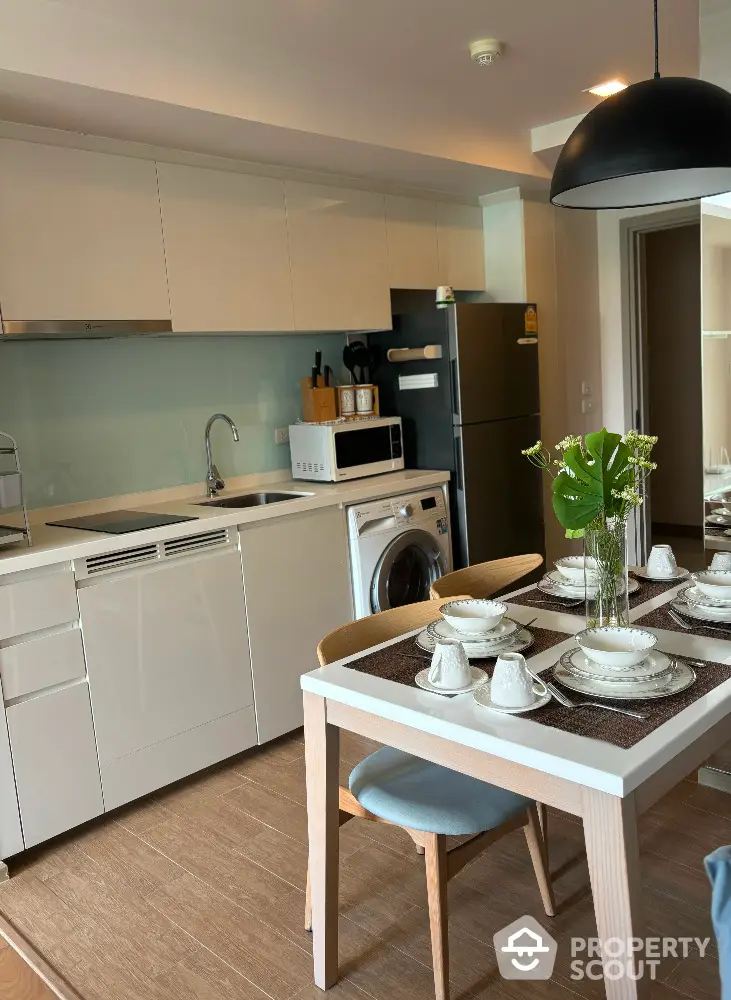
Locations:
524;306;538;334
437;517;448;535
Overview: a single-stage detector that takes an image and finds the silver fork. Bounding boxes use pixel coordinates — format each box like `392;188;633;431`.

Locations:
544;679;647;720
528;598;583;608
668;607;731;636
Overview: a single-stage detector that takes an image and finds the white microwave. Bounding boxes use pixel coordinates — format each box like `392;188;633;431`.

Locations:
289;417;404;482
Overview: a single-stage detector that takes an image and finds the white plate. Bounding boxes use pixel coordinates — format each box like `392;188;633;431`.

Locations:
632;566;690;583
671;599;731;623
538;574;640;599
473;682;551;714
427;617;520;646
553;659;695;701
415;666;488;695
559;647;673;684
681;584;731;610
416;627;535;659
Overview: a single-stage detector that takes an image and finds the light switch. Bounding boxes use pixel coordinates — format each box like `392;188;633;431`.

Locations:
581;382;594;397
582;398;596;414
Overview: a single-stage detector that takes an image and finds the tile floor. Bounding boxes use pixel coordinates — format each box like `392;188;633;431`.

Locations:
0;728;725;1000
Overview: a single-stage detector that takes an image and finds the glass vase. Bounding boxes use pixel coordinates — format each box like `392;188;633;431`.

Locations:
584;518;629;628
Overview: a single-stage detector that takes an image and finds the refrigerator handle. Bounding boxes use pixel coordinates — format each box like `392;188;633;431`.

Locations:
451;359;460;418
454;435;464;491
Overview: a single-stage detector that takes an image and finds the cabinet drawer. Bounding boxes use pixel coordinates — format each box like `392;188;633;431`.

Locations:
7;681;103;848
0;571;78;640
0;628;85;702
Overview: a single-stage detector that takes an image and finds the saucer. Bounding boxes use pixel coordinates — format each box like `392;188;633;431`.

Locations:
559;647;673;683
416;627;534;659
671;598;731;623
553;659;695;701
632;566;689;583
415;666;488;695
473;682;551;714
427;617;520;645
681;584;731;610
539;574;640;599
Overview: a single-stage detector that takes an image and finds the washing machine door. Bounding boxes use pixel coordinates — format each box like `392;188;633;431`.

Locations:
370;529;447;613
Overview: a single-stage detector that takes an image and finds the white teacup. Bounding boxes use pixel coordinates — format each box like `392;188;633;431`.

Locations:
646;544;678;579
490;652;547;709
428;639;472;690
711;552;731;571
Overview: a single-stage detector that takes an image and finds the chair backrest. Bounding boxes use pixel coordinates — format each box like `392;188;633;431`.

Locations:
429;554;544;601
317;597;468;666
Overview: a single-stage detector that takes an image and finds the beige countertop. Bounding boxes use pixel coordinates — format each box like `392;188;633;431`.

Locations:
0;468;450;578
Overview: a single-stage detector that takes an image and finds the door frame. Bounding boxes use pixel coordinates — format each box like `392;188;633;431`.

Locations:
620;204;701;563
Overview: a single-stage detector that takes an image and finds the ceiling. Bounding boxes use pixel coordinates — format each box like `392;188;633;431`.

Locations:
0;0;700;197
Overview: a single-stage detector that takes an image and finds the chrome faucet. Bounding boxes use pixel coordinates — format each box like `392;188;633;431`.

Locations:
205;413;240;497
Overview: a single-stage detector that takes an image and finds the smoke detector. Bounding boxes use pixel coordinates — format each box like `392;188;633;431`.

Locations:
469;39;503;67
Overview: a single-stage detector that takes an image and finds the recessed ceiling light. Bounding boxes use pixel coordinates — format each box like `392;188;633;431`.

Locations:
585;79;628;98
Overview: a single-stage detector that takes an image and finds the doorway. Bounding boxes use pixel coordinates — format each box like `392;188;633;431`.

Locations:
632;220;705;570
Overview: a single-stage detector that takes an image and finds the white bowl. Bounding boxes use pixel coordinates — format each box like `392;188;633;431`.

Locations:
692;571;731;601
576;626;657;669
440;599;507;635
555;556;598;585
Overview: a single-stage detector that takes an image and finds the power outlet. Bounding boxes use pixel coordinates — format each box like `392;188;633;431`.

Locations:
581;398;596;414
274;427;290;445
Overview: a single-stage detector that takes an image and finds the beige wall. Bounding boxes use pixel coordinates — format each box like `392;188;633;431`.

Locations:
482;195;602;563
643;225;703;528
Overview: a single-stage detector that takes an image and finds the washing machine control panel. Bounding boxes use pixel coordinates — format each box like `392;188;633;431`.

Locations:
349;489;447;535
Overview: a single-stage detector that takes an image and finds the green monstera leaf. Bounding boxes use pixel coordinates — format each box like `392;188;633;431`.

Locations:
551;428;633;532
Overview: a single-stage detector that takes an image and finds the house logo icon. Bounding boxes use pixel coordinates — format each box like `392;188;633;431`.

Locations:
493;915;558;980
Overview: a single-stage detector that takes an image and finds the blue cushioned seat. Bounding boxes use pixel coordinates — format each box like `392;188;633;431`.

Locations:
349;746;531;836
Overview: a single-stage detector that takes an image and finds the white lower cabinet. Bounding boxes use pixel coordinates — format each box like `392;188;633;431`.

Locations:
7;682;103;849
239;507;354;743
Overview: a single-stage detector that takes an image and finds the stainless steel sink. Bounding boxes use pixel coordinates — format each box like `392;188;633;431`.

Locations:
198;491;312;508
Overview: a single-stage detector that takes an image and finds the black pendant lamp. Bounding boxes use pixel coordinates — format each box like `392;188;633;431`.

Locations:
550;0;731;209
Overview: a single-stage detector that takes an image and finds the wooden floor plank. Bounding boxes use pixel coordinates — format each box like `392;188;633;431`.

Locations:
0;732;724;1000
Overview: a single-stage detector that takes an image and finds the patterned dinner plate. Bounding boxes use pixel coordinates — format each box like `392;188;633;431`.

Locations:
553;659;695;701
416;627;534;659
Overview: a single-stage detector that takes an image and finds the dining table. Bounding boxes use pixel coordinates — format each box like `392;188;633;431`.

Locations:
301;576;731;1000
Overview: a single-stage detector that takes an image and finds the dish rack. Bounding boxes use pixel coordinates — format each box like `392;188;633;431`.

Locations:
0;432;31;548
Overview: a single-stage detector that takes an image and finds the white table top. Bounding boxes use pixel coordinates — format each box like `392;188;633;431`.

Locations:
301;581;731;797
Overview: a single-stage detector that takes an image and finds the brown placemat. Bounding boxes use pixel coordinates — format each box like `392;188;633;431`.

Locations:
508;575;680;613
529;654;731;748
345;626;571;688
634;602;731;640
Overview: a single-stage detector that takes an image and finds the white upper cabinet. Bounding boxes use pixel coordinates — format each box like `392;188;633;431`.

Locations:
385;196;440;289
0;140;170;322
436;203;486;291
285;181;392;331
157;163;295;332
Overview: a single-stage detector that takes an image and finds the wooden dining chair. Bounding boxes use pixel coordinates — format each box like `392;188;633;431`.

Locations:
430;554;548;839
429;553;544;601
305;598;555;1000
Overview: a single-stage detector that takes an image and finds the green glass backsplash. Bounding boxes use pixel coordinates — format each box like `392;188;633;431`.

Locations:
0;335;344;509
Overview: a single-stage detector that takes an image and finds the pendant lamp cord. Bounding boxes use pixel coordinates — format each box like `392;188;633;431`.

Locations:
653;0;660;78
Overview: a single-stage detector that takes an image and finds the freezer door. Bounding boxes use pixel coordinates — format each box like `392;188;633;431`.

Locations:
454;415;544;568
450;303;539;424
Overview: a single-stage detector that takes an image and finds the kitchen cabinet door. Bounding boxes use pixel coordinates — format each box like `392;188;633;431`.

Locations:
385;196;440;289
285;181;392;331
157;163;295;332
7;682;103;849
0;139;170;323
239;506;354;742
436;203;486;291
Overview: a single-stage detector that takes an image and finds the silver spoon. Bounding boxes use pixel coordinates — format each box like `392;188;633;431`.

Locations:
668;607;731;636
544;679;647;720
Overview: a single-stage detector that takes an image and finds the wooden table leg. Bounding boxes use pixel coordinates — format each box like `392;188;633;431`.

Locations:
582;789;648;1000
304;691;340;990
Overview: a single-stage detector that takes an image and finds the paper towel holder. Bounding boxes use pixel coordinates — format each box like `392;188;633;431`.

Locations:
386;345;443;363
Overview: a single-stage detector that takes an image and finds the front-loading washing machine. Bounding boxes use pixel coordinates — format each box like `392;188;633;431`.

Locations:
347;486;452;618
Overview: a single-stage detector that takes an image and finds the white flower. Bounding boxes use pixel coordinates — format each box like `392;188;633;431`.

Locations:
521;441;543;457
555;435;582;452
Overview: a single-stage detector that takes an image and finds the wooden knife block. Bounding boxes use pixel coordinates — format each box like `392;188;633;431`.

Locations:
301;377;338;423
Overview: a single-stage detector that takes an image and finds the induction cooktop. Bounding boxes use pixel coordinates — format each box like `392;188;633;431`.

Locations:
47;510;199;534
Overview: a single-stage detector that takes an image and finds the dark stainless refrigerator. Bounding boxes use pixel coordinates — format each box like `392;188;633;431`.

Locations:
371;298;544;570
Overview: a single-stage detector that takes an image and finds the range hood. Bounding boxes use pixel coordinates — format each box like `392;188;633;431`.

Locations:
2;319;173;338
